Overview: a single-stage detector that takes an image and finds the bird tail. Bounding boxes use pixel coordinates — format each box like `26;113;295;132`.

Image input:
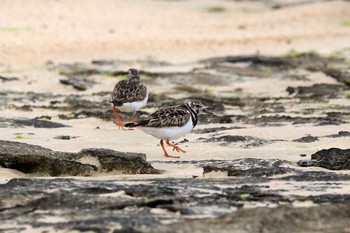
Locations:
111;100;123;106
124;122;138;128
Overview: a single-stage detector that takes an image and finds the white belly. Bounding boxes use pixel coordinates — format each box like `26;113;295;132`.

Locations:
117;93;148;113
140;119;194;140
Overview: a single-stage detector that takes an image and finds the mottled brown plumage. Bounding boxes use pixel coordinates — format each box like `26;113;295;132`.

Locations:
124;101;209;158
110;69;147;106
135;105;190;128
126;101;206;129
110;68;148;129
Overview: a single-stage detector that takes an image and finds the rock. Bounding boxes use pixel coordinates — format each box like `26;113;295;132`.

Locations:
54;135;72;140
201;158;350;181
199;114;233;124
0;178;238;232
233;114;344;126
2;53;350;232
7;118;70;128
0;140;94;176
74;110;114;120
292;135;319;143
191;72;231;86
326;131;350;138
156;95;226;113
193;126;243;134
62;97;115;119
155;204;350;233
0;140;160;176
286;83;348;98
174;85;202;94
0;75;19;82
298;148;350;170
325;68;350;86
54;62;101;76
198;135;269;147
203;134;244;142
78;148;159;174
311;148;350;161
59;76;95;91
202;53;344;73
1;154;95;176
202;159;293;177
1;176;350;232
281;171;350;181
202;55;293;68
269;0;341;9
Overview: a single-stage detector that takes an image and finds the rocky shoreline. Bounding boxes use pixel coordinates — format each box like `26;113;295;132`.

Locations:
1;51;350;232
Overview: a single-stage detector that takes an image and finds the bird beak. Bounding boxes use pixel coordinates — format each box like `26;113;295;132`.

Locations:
202;108;214;115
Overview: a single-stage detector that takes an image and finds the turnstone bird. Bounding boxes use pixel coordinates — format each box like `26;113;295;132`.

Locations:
124;100;209;158
110;68;148;129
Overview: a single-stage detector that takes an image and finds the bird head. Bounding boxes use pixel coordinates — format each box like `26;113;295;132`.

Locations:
185;100;213;115
126;68;140;83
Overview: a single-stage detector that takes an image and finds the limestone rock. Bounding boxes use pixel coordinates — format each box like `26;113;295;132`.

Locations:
0;140;160;176
298;148;350;170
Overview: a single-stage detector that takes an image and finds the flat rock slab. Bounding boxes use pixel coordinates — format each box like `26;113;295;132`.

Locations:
0;140;160;176
292;135;319;143
0;118;70;128
198;135;270;148
202;158;293;178
1;178;350;233
154;204;350;233
0;52;349;232
200;158;350;181
286;83;348;98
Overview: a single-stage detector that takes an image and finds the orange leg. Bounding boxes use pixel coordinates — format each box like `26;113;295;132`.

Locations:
111;106;124;130
160;140;180;158
126;114;135;131
166;140;186;153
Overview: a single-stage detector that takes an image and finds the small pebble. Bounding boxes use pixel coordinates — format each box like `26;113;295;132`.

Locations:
54;135;71;140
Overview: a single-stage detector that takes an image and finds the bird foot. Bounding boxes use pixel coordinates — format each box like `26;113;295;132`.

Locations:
166;140;186;153
164;153;180;158
116;118;134;131
171;145;186;153
115;118;124;129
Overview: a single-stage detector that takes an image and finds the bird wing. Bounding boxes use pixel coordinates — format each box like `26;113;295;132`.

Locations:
136;106;190;128
111;81;147;105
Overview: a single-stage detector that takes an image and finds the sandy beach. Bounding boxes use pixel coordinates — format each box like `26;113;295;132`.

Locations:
0;0;349;66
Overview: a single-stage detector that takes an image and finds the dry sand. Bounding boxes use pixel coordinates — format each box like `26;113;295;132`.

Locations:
0;0;349;67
